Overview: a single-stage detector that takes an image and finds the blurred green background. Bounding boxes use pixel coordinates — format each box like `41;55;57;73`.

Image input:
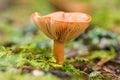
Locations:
0;0;120;44
0;0;120;80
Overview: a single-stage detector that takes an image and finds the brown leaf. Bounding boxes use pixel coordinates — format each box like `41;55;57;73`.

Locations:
93;58;110;71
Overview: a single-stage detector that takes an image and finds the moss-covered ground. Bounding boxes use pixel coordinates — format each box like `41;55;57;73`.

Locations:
0;0;120;80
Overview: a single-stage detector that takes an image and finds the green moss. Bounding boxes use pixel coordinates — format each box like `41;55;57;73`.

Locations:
0;0;120;80
0;71;60;80
88;48;116;60
89;71;113;80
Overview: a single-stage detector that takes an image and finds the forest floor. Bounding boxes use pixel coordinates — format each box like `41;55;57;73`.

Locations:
0;0;120;80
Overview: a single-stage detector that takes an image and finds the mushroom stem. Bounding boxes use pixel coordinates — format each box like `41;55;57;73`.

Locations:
53;40;64;65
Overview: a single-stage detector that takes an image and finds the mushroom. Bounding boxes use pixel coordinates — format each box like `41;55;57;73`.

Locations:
32;11;92;65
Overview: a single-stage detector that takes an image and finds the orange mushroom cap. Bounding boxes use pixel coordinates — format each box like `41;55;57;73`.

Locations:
32;11;91;42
